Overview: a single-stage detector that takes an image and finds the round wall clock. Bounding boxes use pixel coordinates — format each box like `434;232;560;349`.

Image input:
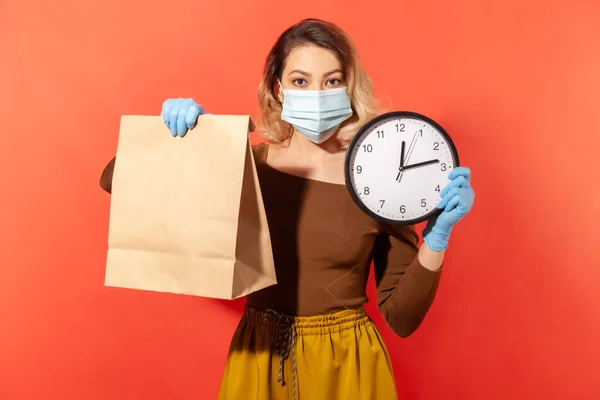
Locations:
344;111;459;225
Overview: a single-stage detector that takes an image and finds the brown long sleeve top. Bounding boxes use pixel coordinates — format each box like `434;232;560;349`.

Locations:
99;143;443;337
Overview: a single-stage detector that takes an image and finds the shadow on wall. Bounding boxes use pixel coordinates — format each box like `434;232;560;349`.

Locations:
212;297;246;315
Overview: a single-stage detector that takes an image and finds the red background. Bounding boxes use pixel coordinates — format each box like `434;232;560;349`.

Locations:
2;0;600;399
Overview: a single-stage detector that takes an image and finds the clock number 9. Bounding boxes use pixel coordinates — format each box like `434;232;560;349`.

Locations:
356;165;362;174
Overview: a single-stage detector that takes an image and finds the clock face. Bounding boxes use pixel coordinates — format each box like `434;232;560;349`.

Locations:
344;111;459;225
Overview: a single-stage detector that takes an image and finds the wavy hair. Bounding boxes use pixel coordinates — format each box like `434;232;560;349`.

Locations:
257;19;382;147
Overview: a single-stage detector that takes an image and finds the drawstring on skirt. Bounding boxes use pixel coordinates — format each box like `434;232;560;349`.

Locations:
263;309;297;400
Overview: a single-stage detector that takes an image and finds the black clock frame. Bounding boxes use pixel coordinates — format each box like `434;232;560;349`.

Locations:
344;111;460;226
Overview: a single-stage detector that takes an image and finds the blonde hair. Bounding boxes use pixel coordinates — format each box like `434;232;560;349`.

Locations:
257;19;382;148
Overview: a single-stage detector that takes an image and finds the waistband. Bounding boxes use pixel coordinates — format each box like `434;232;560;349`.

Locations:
242;305;372;400
243;305;371;336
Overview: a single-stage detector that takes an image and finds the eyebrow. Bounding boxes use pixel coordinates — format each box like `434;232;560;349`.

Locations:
287;68;343;77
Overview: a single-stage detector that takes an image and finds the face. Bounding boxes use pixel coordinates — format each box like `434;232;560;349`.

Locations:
277;45;345;100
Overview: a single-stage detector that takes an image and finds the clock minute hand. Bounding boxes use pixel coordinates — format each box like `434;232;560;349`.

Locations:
403;159;440;171
396;128;420;183
399;140;406;169
396;140;406;182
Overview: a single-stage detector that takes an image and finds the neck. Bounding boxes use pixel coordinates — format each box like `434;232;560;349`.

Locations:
286;129;344;158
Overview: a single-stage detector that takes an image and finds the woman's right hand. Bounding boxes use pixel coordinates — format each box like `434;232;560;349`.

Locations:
161;98;205;137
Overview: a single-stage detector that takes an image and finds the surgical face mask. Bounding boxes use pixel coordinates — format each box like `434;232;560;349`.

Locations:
280;86;353;144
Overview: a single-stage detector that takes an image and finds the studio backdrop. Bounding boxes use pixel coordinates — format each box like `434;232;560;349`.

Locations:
1;0;599;399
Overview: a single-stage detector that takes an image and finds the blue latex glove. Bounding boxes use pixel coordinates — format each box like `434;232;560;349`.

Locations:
423;166;475;251
161;98;205;137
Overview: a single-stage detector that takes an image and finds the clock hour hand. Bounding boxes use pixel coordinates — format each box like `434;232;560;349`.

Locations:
397;158;439;183
403;159;440;171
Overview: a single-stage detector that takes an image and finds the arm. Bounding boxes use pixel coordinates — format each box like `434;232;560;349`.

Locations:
419;242;445;271
373;224;443;338
375;166;475;337
99;157;116;194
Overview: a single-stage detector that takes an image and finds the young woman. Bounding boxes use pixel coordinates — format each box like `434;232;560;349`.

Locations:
100;18;474;400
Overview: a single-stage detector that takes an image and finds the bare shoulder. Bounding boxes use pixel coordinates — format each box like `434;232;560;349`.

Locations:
263;142;288;165
326;152;347;184
331;150;347;164
251;142;269;163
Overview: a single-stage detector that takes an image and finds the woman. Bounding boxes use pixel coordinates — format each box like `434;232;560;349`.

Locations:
100;18;474;400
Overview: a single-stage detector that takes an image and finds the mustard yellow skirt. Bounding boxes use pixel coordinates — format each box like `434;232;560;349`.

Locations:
218;305;398;400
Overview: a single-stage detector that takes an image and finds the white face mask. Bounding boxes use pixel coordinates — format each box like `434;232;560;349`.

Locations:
280;86;353;144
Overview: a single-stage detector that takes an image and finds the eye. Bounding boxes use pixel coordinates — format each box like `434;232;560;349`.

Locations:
326;78;343;86
292;78;308;86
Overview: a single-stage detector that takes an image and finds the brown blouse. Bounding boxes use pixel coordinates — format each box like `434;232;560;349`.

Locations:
99;143;443;337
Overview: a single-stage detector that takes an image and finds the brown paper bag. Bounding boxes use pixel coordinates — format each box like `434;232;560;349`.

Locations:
104;114;277;299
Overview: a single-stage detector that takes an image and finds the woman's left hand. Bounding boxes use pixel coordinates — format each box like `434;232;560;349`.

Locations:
423;166;475;252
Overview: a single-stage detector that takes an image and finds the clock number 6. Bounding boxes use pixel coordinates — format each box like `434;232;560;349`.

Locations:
400;205;406;214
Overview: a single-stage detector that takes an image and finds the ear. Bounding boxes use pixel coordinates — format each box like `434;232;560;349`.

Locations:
273;79;284;103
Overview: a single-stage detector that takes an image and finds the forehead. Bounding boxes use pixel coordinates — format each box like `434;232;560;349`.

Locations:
282;45;342;74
